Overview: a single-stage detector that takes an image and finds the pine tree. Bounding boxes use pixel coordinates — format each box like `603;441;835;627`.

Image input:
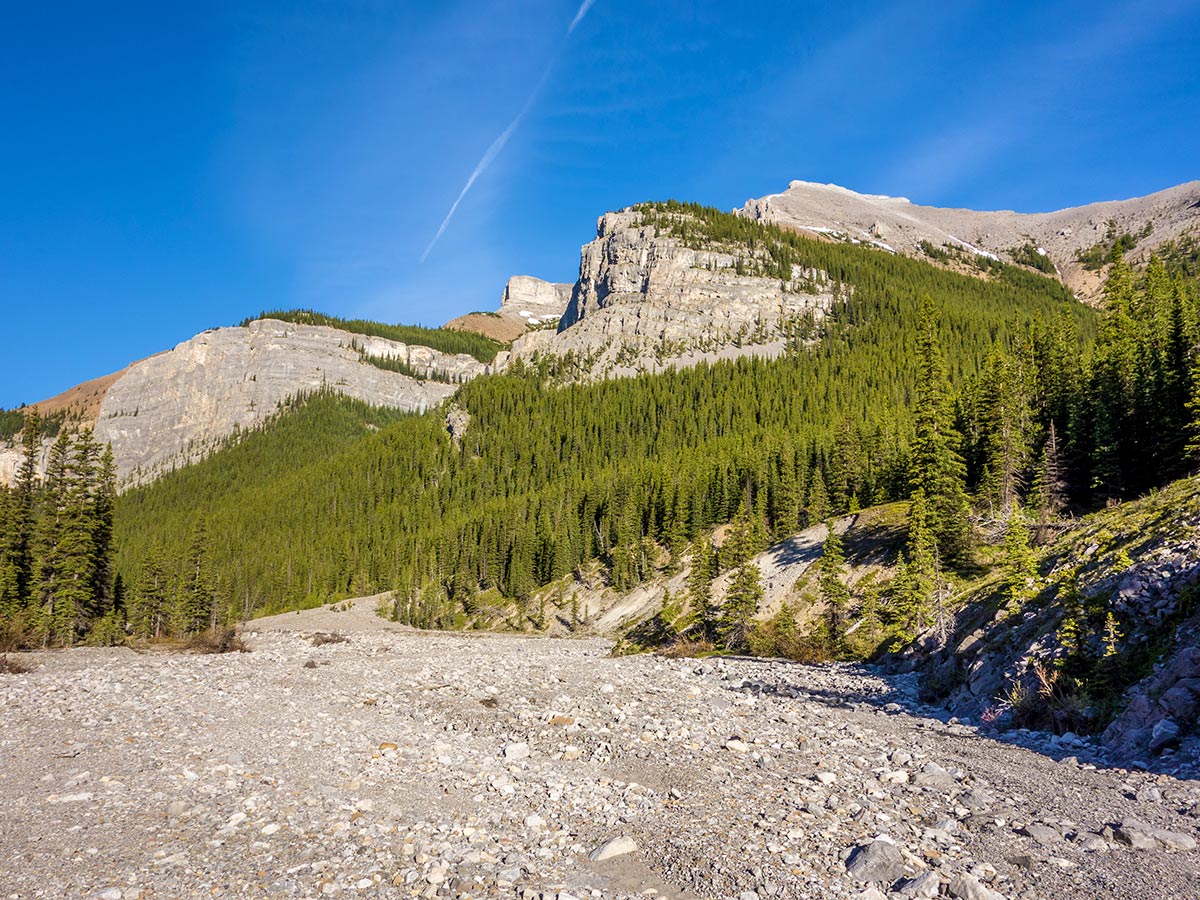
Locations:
1102;610;1122;657
90;444;118;618
1188;356;1200;466
721;496;759;569
177;514;214;634
805;469;830;528
32;431;72;645
975;349;1033;515
717;561;763;652
891;489;936;641
818;520;851;655
2;408;42;615
1054;569;1089;678
129;549;171;639
1002;500;1037;609
910;296;972;561
1030;422;1067;543
49;430;101;644
685;535;717;638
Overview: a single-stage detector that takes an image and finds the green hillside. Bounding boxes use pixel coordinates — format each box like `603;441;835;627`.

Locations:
12;202;1196;650
110;208;1098;626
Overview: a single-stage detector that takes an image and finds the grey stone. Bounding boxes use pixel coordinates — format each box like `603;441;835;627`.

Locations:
895;871;940;898
845;838;905;883
960;789;994;811
1114;819;1163;850
1018;823;1063;844
1150;718;1182;754
947;873;1006;900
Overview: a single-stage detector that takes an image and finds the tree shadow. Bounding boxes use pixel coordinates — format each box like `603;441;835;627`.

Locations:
704;653;1200;779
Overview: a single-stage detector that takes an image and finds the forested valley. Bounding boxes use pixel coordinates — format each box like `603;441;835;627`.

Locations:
1;206;1197;657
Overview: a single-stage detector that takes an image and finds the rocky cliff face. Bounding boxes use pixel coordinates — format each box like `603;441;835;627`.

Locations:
741;180;1200;300
0;319;486;487
505;209;833;377
445;276;572;342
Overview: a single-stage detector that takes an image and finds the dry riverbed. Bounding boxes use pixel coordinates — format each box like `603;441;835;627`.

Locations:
1;601;1198;900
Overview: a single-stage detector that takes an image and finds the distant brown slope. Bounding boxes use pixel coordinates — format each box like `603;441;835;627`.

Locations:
444;312;528;343
31;367;130;424
446;275;570;341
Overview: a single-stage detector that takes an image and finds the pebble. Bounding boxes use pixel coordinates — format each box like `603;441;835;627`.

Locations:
4;623;1199;900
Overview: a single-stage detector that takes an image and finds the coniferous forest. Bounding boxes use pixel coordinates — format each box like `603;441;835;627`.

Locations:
0;411;119;647
1;206;1198;652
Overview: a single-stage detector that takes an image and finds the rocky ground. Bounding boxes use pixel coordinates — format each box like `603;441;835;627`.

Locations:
2;602;1199;900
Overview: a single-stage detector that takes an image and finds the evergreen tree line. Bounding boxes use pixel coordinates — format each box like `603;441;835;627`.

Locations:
957;251;1199;512
0;411;119;646
745;251;1200;661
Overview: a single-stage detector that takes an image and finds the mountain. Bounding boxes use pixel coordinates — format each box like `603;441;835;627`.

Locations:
740;179;1200;301
106;202;1088;620
4;178;1199;771
446;275;572;342
1;316;498;486
504;205;834;377
6;179;1193;488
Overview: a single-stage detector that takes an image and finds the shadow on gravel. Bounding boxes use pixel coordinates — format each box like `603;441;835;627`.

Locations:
706;655;1200;781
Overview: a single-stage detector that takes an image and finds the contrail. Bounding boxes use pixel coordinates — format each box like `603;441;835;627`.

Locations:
567;0;597;34
420;118;522;263
421;0;599;262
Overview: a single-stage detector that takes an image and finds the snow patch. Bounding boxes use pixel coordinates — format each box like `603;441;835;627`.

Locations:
785;180;911;205
946;235;1000;261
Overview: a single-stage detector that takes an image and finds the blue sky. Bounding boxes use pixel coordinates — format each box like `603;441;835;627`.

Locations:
2;0;1199;407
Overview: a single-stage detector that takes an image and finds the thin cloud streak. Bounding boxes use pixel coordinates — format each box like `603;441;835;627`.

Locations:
568;0;597;34
420;117;521;263
421;0;600;262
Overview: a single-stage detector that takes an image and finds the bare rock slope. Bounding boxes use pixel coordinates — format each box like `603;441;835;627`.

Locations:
741;180;1200;300
506;209;833;376
447;276;573;342
93;319;488;484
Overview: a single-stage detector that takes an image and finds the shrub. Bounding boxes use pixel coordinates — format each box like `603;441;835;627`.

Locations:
187;627;249;654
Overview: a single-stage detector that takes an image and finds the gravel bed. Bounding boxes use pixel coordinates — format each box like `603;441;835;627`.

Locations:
1;608;1198;900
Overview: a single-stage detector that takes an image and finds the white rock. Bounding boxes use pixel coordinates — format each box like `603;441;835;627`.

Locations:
504;742;530;760
588;835;637;861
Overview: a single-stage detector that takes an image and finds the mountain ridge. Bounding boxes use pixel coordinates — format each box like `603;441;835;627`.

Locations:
739;179;1200;300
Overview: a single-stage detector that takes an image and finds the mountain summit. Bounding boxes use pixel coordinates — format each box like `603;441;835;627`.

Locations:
740;179;1200;299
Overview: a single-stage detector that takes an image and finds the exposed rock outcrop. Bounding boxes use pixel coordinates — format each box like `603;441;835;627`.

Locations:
92;319;487;485
506;209;833;377
445;276;571;342
900;478;1200;767
741;179;1200;300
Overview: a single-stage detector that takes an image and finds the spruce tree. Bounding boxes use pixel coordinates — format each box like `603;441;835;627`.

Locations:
685;535;717;638
1030;422;1067;543
32;431;72;645
129;548;171;639
818;520;851;655
50;430;101;644
892;489;936;638
1002;500;1037;609
909;296;971;561
1188;357;1200;466
717;561;763;652
4;408;42;613
177;514;214;634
